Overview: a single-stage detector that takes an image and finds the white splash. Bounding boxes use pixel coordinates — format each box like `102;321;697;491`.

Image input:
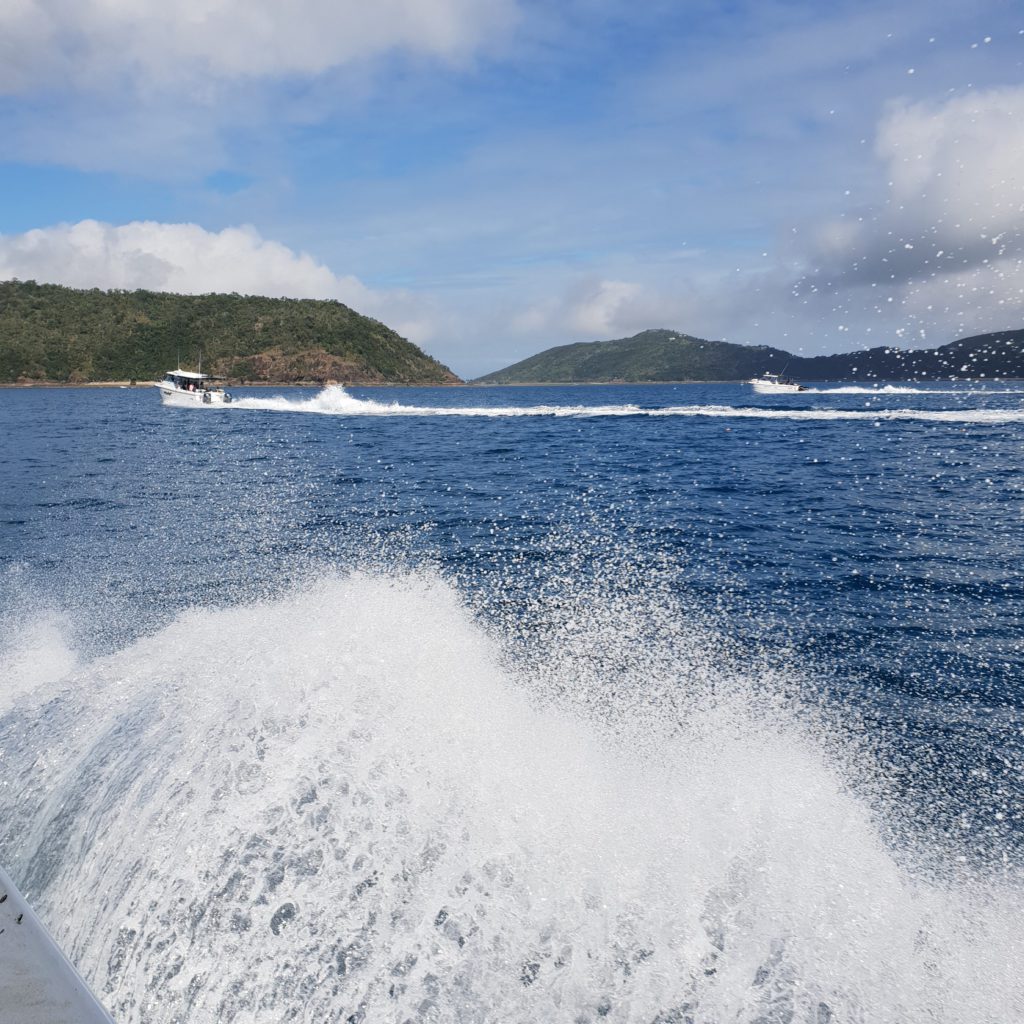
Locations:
229;386;1024;424
0;615;78;704
0;571;1020;1023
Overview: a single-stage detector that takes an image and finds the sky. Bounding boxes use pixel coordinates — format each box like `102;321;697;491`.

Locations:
0;0;1022;378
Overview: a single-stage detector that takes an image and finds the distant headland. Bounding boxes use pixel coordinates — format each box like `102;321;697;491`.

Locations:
0;280;460;385
475;328;1024;384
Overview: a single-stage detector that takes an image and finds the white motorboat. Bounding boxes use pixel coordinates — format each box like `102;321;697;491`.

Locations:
748;372;806;393
154;369;233;406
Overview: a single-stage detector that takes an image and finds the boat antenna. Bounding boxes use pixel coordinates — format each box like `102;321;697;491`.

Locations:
198;348;202;375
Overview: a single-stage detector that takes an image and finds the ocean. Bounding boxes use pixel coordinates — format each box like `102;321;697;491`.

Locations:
0;382;1021;1022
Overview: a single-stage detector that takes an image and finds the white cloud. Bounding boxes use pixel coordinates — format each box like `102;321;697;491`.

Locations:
878;86;1024;236
0;219;441;344
786;85;1024;348
0;0;519;175
0;0;517;94
806;85;1024;287
564;278;644;336
511;277;684;342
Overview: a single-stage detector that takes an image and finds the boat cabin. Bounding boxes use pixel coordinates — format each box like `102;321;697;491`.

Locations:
155;369;233;405
162;370;213;392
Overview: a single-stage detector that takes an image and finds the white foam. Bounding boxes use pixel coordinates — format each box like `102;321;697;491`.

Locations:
803;385;1017;395
230;386;1024;424
654;404;1024;423
1;571;1019;1023
0;615;78;708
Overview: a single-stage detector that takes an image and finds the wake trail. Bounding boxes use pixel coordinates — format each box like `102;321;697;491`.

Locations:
804;385;1024;395
230;387;1024;424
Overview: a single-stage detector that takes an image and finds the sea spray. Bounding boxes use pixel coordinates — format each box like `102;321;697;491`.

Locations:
0;614;78;705
0;569;1021;1023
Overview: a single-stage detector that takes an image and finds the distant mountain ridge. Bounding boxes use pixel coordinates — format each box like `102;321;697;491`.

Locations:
476;328;1024;383
0;279;460;384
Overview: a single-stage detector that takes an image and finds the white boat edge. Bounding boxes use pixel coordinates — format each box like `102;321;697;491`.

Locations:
0;865;115;1023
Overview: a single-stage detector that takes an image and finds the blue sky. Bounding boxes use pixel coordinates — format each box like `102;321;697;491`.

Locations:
1;0;1022;377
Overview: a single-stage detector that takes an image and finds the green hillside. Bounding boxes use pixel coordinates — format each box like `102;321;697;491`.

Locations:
0;279;460;384
476;327;1024;383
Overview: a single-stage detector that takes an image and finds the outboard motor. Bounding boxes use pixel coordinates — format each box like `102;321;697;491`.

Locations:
202;391;212;404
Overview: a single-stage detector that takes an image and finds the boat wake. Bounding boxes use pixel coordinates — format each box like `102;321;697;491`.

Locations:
803;384;1024;395
230;386;1024;424
0;570;1020;1023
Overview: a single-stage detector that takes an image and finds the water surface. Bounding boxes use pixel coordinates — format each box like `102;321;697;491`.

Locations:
0;382;1021;1022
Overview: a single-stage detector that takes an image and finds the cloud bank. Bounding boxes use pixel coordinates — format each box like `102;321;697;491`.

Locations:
0;0;517;94
799;85;1024;339
0;220;439;344
0;0;519;175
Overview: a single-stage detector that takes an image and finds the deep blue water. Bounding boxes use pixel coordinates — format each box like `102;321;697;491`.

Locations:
4;383;1022;691
1;382;1022;1022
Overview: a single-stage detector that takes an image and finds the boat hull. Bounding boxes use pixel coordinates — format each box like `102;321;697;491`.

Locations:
0;865;114;1023
155;383;232;406
750;381;805;394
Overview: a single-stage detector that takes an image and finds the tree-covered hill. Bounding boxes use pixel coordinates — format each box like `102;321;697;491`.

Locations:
0;280;460;384
475;327;1024;382
477;330;792;383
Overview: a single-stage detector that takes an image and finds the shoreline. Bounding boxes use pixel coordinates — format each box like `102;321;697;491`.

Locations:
2;377;1022;389
0;380;462;389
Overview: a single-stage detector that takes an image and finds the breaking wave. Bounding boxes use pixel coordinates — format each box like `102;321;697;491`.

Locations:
230;386;1024;424
0;570;1020;1023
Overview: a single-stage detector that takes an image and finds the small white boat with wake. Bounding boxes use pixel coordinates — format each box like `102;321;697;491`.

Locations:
748;372;807;394
154;369;233;406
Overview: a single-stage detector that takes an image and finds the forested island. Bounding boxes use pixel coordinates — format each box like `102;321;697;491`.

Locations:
6;279;1023;387
0;280;459;384
477;327;1024;383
